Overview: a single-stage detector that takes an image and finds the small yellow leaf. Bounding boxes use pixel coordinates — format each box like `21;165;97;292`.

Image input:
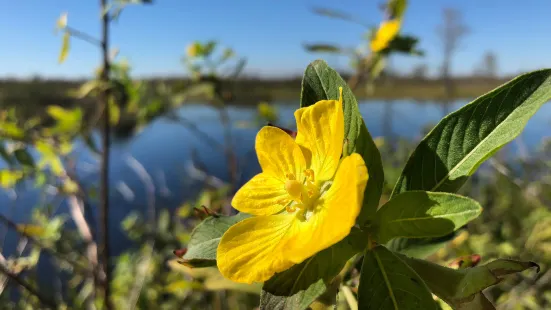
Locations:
59;140;73;155
167;260;262;294
62;178;79;194
59;32;70;64
186;42;201;57
0;122;25;140
47;106;69;121
56;12;68;30
72;80;99;99
177;205;191;218
108;98;121;125
46;105;82;132
257;102;278;122
164;280;202;294
35;141;66;176
16;224;46;238
0;170;23;188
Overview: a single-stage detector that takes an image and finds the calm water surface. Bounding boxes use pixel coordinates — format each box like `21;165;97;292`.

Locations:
1;100;550;257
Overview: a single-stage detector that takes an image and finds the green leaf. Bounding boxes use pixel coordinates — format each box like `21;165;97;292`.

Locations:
182;213;250;267
386;231;458;259
303;43;346;54
47;105;82;133
384;35;423;56
392;69;551;197
400;255;539;309
108;99;121;125
72;80;100;99
14;148;35;168
168;260;261;294
388;0;407;19
260;229;364;310
388;69;551;257
0;170;24;188
311;7;368;27
456;293;495;310
59;32;70;64
300;59;384;225
0;122;25;140
374;191;482;243
172;82;215;105
81;133;100;155
357;245;436;309
0;143;15;165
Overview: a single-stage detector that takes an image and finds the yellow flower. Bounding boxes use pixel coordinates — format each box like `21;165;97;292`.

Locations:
186;42;201;58
370;19;402;52
217;88;369;284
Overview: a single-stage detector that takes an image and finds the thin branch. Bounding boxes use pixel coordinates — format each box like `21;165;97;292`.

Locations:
340;285;358;310
0;263;57;309
67;195;99;266
0;213;93;276
98;0;113;308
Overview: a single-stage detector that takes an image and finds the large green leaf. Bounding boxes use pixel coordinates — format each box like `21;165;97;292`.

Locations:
392;69;551;197
260;229;364;310
182;213;250;267
386;231;458;259
388;69;551;257
374;191;482;243
300;59;384;225
357;245;436;309
400;255;539;309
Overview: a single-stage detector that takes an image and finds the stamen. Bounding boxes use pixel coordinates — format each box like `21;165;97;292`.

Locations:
304;169;315;182
285;180;303;200
286;205;296;213
285;173;296;180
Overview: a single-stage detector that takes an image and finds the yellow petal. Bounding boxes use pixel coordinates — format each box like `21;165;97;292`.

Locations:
217;214;295;284
256;126;306;182
231;173;290;215
295;98;344;181
282;153;368;264
370;19;402;52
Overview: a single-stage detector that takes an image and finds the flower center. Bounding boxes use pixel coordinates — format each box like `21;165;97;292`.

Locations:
285;180;303;200
284;169;322;220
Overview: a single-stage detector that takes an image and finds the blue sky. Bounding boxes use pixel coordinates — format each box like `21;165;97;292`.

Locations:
1;0;550;78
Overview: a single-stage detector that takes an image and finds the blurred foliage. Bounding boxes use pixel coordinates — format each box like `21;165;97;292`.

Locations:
305;0;423;93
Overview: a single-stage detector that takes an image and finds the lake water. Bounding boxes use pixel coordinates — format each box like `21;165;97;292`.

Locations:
1;99;550;257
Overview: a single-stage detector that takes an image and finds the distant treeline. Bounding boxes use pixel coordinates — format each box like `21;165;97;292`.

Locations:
0;75;511;111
